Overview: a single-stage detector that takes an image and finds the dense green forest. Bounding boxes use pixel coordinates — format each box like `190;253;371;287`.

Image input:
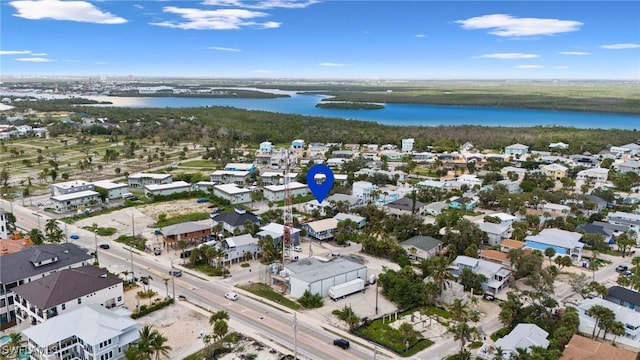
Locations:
8;100;639;153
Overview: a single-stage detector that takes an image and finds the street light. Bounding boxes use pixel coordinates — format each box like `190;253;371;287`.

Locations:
129;246;135;282
94;229;99;264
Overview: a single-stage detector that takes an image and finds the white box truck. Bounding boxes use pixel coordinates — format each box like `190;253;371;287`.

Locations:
328;278;365;301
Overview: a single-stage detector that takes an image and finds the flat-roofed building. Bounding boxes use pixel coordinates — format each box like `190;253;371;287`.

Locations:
263;182;309;202
143;181;191;197
210;170;250;186
51;190;100;213
224;162;256;173
213;184;251;204
50;180;93;197
284;257;368;298
93;180;129;200
128;172;172;188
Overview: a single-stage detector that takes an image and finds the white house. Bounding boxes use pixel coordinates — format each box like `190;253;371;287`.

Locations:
213;184;252;205
401;138;415;152
128;172;172;188
352;181;376;204
608;211;640;233
92;180;129;200
400;236;443;262
143;181;191;197
456;174;483;188
257;222;300;246
477;222;511;246
210;170;250;186
549;142;569;150
22;304;139;360
221;234;261;264
576;167;609;185
12;265;123;326
51;190;101;213
579;298;640;343
524;228;584;262
263;182;309;202
334;213;367;229
450;256;512;295
477;323;549;360
50;180;94;197
259;141;274;153
504;144;530;156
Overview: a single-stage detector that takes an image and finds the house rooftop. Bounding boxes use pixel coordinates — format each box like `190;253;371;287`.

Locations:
12;265;121;310
0;243;92;284
606;286;640;307
223;233;257;248
385;197;426;212
495;323;549;353
162;221;211;237
479;249;509;263
525;228;584;249
334;213;366;224
305;218;338;233
580;297;640;327
144;181;190;192
400;236;443;252
211;208;259;227
214;183;251;195
51;190;99;202
560;334;636;360
22;304;138;347
501;239;525;249
92;180;128;190
264;182;308;192
128;172;171;180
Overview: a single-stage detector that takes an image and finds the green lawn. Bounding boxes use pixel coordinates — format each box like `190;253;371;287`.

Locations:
356;318;433;356
237;283;301;311
154;212;211;227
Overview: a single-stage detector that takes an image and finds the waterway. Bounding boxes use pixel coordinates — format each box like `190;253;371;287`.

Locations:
4;90;639;129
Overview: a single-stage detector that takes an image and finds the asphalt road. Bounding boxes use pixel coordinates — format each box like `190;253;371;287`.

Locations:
1;198;388;360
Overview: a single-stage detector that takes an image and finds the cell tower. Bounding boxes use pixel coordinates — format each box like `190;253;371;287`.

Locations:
282;148;293;265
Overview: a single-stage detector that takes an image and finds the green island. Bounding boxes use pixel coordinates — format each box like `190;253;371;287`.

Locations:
315;101;384;110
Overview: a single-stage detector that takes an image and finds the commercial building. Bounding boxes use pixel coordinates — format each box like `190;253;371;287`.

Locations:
283;257;368;298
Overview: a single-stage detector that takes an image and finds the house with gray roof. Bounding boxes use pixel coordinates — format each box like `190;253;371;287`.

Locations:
477;323;549;360
608;211;640;233
450;255;512;295
524;228;584;262
283;257;368;298
617;160;640;175
0;243;92;330
605;286;640;313
383;197;427;216
477;222;511;246
221;233;261;265
12;265;123;326
211;208;260;234
400;236;443;262
22;304;139;360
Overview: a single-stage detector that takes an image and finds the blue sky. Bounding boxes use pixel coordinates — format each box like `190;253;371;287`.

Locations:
1;0;639;80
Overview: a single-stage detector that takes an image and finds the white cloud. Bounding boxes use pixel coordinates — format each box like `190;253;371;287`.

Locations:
133;4;144;10
514;65;544;69
208;46;241;52
9;0;127;24
319;62;352;67
202;0;319;9
253;69;272;73
150;6;279;30
0;50;31;55
559;51;590;56
601;43;640;50
455;14;582;37
554;66;569;69
473;53;539;59
415;34;426;38
15;57;54;62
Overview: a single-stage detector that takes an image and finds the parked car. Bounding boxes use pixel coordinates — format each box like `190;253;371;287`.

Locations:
178;295;187;301
196;198;209;203
483;293;495;301
169;269;182;277
624;270;633;277
180;250;192;258
154;248;162;256
293;246;303;252
616;264;629;272
224;291;239;301
99;244;110;249
333;338;350;349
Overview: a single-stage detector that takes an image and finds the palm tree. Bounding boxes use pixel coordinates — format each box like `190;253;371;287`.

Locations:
137;325;155;357
124;345;142;360
449;298;469;323
610;320;626;345
449;322;474;353
209;310;229;325
149;331;172;360
585;305;614;339
28;228;45;245
427;256;453;296
494;346;506;360
44;219;64;243
5;332;25;359
163;278;170;298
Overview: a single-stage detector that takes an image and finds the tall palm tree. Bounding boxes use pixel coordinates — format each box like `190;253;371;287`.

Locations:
5;332;25;359
449;322;474;353
493;346;506;360
124;345;142;360
586;305;614;339
28;228;45;245
427;256;453;296
44;219;64;243
137;324;155;357
209;310;229;325
149;331;172;360
450;298;469;323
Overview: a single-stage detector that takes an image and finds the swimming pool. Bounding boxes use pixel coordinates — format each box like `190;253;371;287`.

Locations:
0;334;10;344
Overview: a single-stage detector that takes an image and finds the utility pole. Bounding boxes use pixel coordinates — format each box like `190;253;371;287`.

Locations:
94;230;98;264
64;222;68;243
171;259;176;302
293;312;298;360
131;212;135;238
129;246;135;282
375;279;379;315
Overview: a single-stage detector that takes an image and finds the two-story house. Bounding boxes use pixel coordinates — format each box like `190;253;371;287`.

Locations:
263;182;309;202
22;304;139;360
0;243;92;330
400;236;443;262
257;222;301;247
127;172;172;188
211;208;260;235
579;298;640;342
524;228;584;262
50;180;100;213
210;170;250;186
220;234;261;265
213;184;252;205
608;211;640;233
450;255;512;295
304;218;338;241
504;143;529;157
12;265;123;326
540;163;569;180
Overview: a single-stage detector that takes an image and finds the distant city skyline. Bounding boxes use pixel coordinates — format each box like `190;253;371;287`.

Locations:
1;0;639;80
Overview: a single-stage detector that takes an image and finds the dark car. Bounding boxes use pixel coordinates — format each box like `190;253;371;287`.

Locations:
99;244;110;249
169;269;182;277
180;250;192;258
178;295;187;301
196;198;209;203
333;338;350;350
483;293;495;301
616;265;629;272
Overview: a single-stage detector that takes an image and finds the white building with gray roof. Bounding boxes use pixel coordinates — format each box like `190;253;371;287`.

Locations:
283;257;368;298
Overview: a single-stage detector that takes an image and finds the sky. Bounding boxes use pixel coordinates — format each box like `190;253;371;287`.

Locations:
1;0;639;80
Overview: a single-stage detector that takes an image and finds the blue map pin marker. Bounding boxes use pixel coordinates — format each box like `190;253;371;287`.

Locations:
306;164;334;203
